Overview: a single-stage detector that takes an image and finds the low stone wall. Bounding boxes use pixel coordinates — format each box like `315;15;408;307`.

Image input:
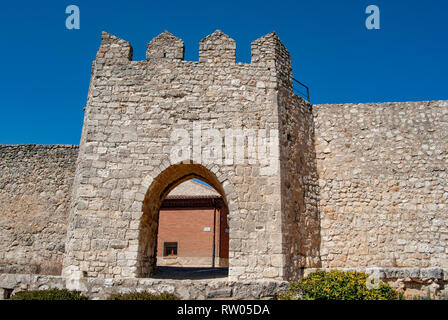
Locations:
0;273;288;300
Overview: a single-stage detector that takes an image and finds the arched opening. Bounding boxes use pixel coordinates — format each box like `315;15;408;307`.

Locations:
137;163;230;279
155;178;229;279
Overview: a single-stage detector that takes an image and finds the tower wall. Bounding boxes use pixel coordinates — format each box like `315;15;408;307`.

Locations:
277;90;321;280
62;30;297;280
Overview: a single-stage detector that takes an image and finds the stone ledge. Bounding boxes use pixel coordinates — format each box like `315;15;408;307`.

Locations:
0;273;288;300
303;267;448;280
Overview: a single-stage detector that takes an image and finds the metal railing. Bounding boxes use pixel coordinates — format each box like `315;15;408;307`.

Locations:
292;78;310;102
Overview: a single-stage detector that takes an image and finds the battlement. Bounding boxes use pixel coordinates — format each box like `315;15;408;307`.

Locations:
95;30;292;86
96;32;133;63
146;30;184;61
199;30;236;64
251;32;292;89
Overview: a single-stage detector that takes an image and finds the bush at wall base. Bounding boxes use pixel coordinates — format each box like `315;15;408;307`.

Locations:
9;289;88;300
278;270;403;300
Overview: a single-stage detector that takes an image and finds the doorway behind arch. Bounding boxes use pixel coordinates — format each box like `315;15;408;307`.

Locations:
152;178;229;280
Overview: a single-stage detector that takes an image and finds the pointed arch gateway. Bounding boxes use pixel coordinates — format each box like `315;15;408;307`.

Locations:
136;162;236;277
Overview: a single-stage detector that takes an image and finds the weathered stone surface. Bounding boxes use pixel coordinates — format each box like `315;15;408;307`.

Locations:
0;145;78;275
206;288;232;299
278;89;320;279
420;268;443;280
147;30;184;61
314;101;448;270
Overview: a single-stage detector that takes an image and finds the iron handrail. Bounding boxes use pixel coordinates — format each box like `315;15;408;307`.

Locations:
292;78;310;102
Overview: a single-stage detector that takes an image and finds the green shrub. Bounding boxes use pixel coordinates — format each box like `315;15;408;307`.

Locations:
278;270;403;300
10;289;88;300
107;291;180;300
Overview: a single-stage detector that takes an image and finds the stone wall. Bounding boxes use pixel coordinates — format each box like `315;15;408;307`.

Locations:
278;88;321;280
314;100;448;269
0;145;78;275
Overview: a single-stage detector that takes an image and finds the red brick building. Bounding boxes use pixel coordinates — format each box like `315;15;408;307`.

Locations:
156;180;229;267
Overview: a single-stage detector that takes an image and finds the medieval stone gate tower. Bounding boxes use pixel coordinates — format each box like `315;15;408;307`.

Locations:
62;30;320;281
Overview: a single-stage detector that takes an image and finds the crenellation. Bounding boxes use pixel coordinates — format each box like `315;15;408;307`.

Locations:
251;32;292;89
199;30;236;64
96;32;133;64
146;31;184;61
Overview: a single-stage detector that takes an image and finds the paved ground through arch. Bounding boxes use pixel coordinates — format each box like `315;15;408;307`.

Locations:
152;266;229;280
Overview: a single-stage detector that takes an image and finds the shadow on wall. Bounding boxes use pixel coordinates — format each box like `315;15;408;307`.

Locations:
278;88;322;280
0;262;62;276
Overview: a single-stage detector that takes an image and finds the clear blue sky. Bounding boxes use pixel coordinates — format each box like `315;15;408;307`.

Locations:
0;0;447;144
